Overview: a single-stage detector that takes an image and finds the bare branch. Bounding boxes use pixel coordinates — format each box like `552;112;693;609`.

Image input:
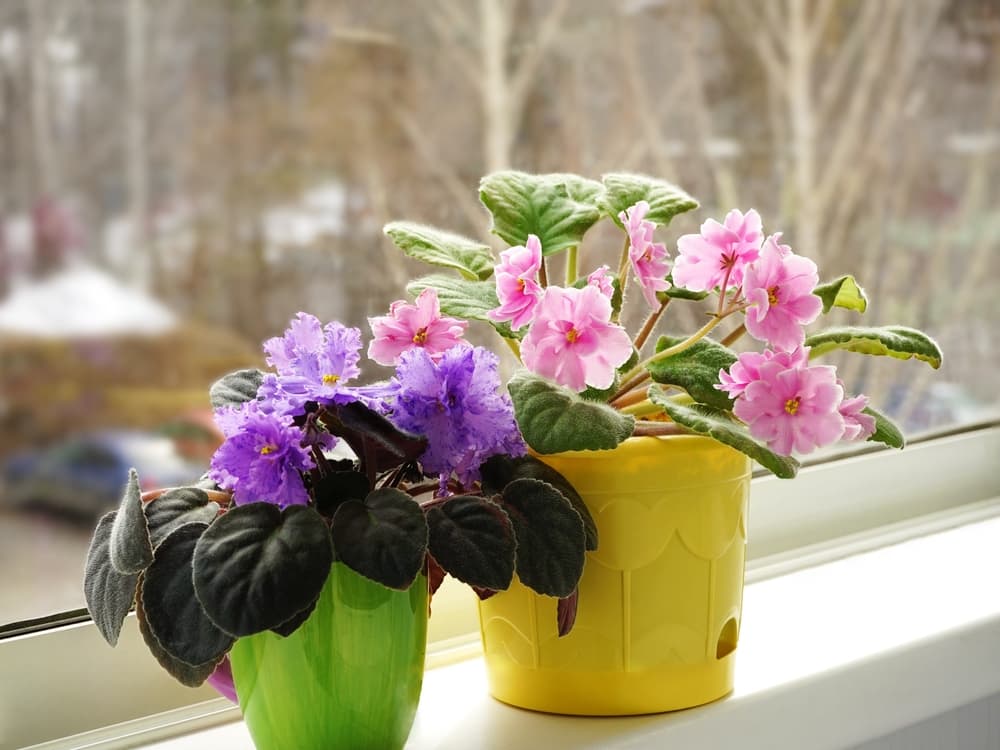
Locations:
817;0;884;126
508;0;570;117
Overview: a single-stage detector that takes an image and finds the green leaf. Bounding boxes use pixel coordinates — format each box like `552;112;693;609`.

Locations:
384;221;495;281
209;369;264;409
598;173;699;228
863;406;906;449
144;487;221;550
408;274;517;339
814;275;868;314
192;504;333;637
331;488;428;590
270;599;319;637
142;523;234;666
662;277;709;301
647;335;737;411
479;171;603;255
805;326;943;369
648;388;800;479
508;371;635;454
109;469;153;575
500;478;586;598
426;495;516;592
480;454;597;551
83;511;139;647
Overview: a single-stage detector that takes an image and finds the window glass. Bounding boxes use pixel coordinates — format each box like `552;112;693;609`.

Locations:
1;0;997;627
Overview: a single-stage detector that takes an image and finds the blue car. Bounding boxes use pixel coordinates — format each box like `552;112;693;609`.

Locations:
2;431;204;520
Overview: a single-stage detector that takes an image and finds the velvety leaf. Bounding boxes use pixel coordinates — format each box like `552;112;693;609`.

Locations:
508;371;635;454
480;454;597;551
500;478;586;598
479;171;603;256
814;275;868;314
425;554;447;599
557;589;579;637
314;470;371;519
192;504;333;637
863;406;906;449
323;401;427;476
332;488;428;590
134;577;224;687
662;279;710;301
384;221;495;281
270;598;318;637
144;487;221;550
83;511;139;647
805;326;943;369
209;368;264;409
648;389;799;479
647;335;737;411
109;469;153;574
142;523;234;666
426;495;515;592
598;173;699;228
407;274;517;339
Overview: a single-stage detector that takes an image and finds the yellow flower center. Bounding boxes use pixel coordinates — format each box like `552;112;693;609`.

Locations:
322;374;340;385
412;327;428;345
784;397;800;415
566;328;580;344
260;444;277;455
768;286;780;306
517;278;526;292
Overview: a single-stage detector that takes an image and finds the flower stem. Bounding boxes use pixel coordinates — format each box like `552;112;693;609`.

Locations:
610;386;650;410
503;336;521;361
632;420;687;437
633;297;671;352
720;322;747;348
539;256;549;288
619;314;724;387
620;398;663;418
565;245;578;285
716;264;735;318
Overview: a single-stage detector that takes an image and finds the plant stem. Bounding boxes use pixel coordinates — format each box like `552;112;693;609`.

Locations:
632;420;687;437
619;314;724;387
565;245;578;285
620;399;664;418
610;386;650;410
633;297;671;352
716;264;735;318
720;322;747;348
503;336;521;361
539;256;548;288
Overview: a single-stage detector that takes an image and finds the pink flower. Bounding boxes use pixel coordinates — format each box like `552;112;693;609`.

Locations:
673;208;763;292
586;265;615;298
521;285;633;392
488;234;544;330
717;347;809;399
734;362;845;455
741;235;823;352
620;201;670;308
368;288;468;365
838;388;876;442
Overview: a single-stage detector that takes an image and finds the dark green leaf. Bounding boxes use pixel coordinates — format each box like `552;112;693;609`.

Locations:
662;278;710;301
144;487;221;549
384;221;495;281
209;369;264;409
331;488;428;590
648;388;800;479
500;478;586;598
407;274;517;339
479;171;603;255
142;523;234;666
598;173;699;228
508;371;635;454
863;406;906;449
805;326;942;369
814;275;868;314
426;495;515;592
270;598;318;637
109;469;153;574
647;335;737;411
480;454;597;551
193;504;333;637
83;511;139;647
313;470;370;519
323;401;427;476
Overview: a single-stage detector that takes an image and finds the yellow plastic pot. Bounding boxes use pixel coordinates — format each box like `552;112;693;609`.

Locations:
478;435;751;715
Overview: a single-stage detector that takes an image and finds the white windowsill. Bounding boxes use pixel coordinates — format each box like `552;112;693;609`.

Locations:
34;506;1000;750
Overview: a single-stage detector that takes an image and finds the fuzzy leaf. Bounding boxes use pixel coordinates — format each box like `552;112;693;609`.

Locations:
407;274;517;339
142;523;234;666
864;406;906;449
500;478;586;598
83;511;139;647
323;401;427;475
599;173;699;228
426;495;515;592
270;599;318;637
480;454;597;551
192;504;333;637
384;222;495;281
647;335;737;411
144;487;221;550
479;171;603;256
109;469;153;574
209;369;264;409
662;279;709;301
313;470;371;519
648;388;799;479
805;326;942;368
332;488;428;590
508;371;635;454
814;275;868;314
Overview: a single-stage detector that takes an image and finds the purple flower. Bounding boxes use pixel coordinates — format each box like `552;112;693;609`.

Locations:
383;346;525;489
209;404;314;508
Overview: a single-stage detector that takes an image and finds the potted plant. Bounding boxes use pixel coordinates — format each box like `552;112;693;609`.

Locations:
378;170;942;715
83;314;592;749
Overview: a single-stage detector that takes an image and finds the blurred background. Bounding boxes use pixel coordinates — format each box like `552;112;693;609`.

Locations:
0;0;997;627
